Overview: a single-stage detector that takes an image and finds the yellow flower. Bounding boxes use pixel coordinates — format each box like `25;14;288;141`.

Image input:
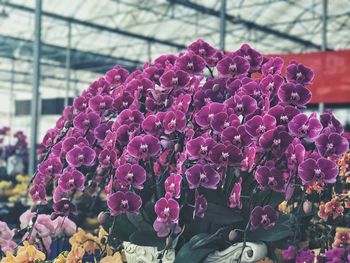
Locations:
15;241;46;263
66;244;85;263
98;226;113;256
278;201;293;213
69;228;100;254
0;252;16;263
53;254;67;263
100;252;123;263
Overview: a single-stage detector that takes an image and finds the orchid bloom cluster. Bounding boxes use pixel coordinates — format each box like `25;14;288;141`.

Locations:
31;39;348;241
0;129;28;161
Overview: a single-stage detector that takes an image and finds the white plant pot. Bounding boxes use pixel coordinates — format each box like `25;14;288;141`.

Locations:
123;241;267;263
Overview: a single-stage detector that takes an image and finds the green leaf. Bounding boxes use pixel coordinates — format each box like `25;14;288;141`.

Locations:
204;203;243;225
110;214;138;241
191;227;225;249
174;234;220;263
129;230;166;249
247;214;292;242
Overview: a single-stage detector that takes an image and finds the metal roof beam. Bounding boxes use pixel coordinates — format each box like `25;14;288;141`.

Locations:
168;0;324;50
4;2;186;50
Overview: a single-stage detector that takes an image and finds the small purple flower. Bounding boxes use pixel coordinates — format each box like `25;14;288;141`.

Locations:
153;219;181;238
188;39;217;60
278;83;311;107
98;149;117;168
112;91;134;113
89;95;113;113
73;96;89;112
160;69;190;90
186;164;220;189
186;136;216;160
209;143;243;166
259;128;293;156
325;247;346;262
127;135;161;160
94;122;113;141
115;163;146;190
164;173;182;199
286;62;314;84
225;95;257;117
268;104;300;126
58;168;85;192
195;102;226;129
296;248;315;263
260;74;284;97
194;190;207;218
262;57;284;76
286;139;305;169
142;113;165;136
73;112;101;131
116;109;144;127
298;158;339;185
255;166;285;192
288;113;322;139
30;184;46;203
154;197;179;222
250;205;279;230
235;44;263;71
175;52;206;74
320;110;344;134
62;136;89;152
104;66;129;86
217;56;250;77
315;132;349;157
38;157;63;177
66;146;96;167
282;246;296;261
163;110;186;134
221;125;252;148
245;114;276;138
53;199;77;216
107;191;142;216
229;178;242;209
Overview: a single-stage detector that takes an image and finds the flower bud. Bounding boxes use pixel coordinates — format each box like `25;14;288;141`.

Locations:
51;212;59;220
98;212;108;224
228;230;238;241
303;200;312;214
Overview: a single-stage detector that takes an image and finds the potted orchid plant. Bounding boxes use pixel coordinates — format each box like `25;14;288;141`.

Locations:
2;39;348;263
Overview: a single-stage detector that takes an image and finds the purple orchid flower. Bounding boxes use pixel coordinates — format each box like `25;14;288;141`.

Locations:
116;109;144;127
62;136;89;153
286;62;314;85
112;91;134;113
260;74;284;97
195;102;226;129
73;96;89;112
286;139;305;169
66;146;96;167
186;164;220;189
115;163;146;190
250;205;279;230
127;135;161;160
209;143;243;166
298;157;339;185
221;125;252;148
98;149;117;168
175;52;206;74
163;110;186;134
104;66;129;86
160;69;190;90
188;39;217;60
268;104;300;126
225;95;257;117
89;95;113;113
73;112;101;131
153;219;181;238
255;166;285;192
288;113;322;140
217;55;250;77
233;44;263;72
245;114;276;138
315;132;349;158
53;199;77;216
58;168;85;192
142;113;165;136
107;191;142;216
154;197;180;223
194;190;207;218
164;173;182;199
261;57;284;76
259;128;293;156
320;110;344;134
278;83;311;107
30;184;47;203
38;157;63;177
229;178;242;209
186;136;216;160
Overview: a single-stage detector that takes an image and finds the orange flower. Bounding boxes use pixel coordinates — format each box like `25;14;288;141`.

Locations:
69;228;100;254
15;241;46;263
100;252;123;263
333;227;350;247
66;244;85;263
0;252;16;263
318;199;344;221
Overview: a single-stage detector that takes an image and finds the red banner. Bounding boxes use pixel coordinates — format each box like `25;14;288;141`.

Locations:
268;50;350;104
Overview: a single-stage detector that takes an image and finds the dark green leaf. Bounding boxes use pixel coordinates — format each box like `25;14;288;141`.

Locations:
110;214;137;241
191;227;225;249
205;203;243;225
174;234;220;263
129;230;166;249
